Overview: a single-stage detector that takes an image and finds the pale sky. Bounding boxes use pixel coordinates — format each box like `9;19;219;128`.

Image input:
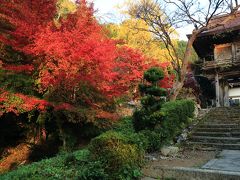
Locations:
92;0;212;40
93;0;126;23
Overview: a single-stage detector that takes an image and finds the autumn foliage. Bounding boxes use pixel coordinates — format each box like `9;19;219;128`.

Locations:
0;0;57;51
0;89;49;116
2;64;34;74
0;0;173;118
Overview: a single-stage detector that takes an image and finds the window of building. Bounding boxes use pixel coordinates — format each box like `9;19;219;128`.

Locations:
214;43;232;61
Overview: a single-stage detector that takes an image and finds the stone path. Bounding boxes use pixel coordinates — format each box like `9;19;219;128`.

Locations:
202;150;240;172
142;150;240;180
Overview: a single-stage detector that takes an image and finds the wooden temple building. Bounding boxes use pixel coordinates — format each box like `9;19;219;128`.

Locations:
192;12;240;107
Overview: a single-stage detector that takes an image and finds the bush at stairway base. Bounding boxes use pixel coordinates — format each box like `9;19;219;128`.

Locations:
160;100;195;144
135;100;195;152
139;129;163;152
89;131;144;179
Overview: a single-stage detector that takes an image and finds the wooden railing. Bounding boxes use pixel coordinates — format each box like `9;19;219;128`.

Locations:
202;56;240;70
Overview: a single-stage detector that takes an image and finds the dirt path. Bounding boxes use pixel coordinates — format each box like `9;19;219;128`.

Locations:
143;149;218;176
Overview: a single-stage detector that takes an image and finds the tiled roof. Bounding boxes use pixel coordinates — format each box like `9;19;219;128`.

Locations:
200;11;240;36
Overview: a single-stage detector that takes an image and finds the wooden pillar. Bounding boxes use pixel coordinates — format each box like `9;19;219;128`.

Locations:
219;81;224;107
232;43;236;62
215;73;220;107
224;81;230;107
219;81;224;106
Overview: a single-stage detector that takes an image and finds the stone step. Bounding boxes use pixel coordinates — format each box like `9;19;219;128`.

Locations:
203;119;240;124
206;117;240;119
215;112;240;114
195;127;240;132
199;124;240;128
208;110;240;113
207;116;240;119
207;112;240;115
209;110;240;112
188;107;240;151
143;166;240;180
210;107;240;112
207;114;240;119
189;136;240;144
188;142;240;150
202;122;240;125
213;112;240;114
205;115;240;117
210;108;240;111
192;132;240;137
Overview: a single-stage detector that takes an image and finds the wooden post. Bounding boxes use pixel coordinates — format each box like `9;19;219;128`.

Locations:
224;81;230;107
219;81;224;106
215;73;220;107
232;43;236;62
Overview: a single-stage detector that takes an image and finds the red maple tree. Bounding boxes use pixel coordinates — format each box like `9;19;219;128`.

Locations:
0;0;57;52
0;0;174;117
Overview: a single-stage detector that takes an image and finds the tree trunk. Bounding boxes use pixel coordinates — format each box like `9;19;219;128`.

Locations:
59;125;67;150
170;81;184;101
169;30;201;101
55;112;67;151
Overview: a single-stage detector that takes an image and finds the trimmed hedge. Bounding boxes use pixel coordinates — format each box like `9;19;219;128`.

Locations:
133;100;195;151
113;116;135;135
113;117;149;151
0;149;108;180
159;100;195;144
89;131;144;180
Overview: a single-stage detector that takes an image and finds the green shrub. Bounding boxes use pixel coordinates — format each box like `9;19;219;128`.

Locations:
139;130;163;152
113;117;135;135
159;100;195;143
143;67;164;83
89;131;144;179
140;95;157;108
76;160;108;180
133;109;151;131
113;117;149;152
133;67;167;132
133;109;164;132
144;86;167;97
0;149;108;180
128;132;149;152
134;100;195;152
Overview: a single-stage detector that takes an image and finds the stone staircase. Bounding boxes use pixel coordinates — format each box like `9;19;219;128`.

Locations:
188;107;240;150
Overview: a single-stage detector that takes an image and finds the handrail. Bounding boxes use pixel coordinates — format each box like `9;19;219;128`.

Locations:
202;56;240;70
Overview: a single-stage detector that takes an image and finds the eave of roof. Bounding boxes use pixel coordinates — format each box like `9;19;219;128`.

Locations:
192;11;240;38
